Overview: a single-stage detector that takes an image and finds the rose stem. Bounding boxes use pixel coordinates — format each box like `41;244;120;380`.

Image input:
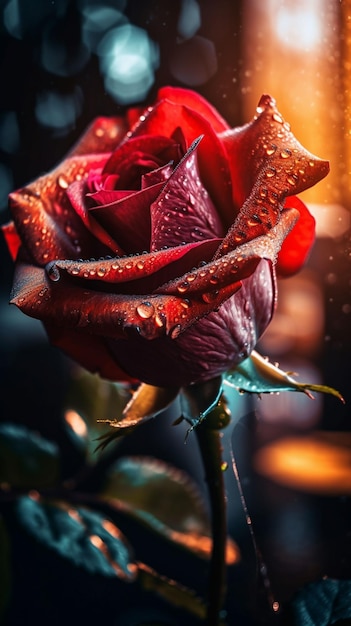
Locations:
195;421;227;626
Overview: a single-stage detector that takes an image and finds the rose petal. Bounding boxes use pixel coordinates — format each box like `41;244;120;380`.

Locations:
45;238;221;294
156;86;230;133
216;94;329;255
158;208;298;297
66;179;124;255
45;323;134;382
11;262;240;345
276;196;316;276
9;153;113;266
127;101;233;226
2;221;21;261
68;117;128;156
90;182;164;254
150;137;224;251
102;135;182;178
107;260;274;387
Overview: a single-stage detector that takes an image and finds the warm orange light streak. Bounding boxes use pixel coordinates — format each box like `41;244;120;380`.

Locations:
241;0;344;206
254;432;351;494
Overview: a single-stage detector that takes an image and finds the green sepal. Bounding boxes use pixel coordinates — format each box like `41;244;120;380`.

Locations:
225;351;344;402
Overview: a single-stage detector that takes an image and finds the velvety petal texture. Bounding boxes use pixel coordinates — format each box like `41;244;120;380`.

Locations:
3;87;329;389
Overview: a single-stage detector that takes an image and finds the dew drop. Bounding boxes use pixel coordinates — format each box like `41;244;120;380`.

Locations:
287;174;298;186
280;149;291;159
308;160;315;167
177;281;190;293
202;291;218;303
155;313;166;328
272;112;283;124
209;275;219;285
265;167;276;178
97;267;106;277
186;274;196;282
169;324;181;339
136;260;145;270
47;263;60;282
136;302;155;319
266;145;277;156
57;175;69;189
70;267;80;276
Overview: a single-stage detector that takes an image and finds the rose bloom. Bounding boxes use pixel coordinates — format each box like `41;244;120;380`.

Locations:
3;87;328;406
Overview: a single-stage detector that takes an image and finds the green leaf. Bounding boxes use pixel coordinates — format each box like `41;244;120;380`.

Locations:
0;423;60;488
0;517;11;621
291;578;351;625
225;351;344;402
102;456;239;564
15;495;137;580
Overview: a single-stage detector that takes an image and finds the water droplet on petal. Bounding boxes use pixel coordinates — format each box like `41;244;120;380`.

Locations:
272;112;283;124
265;168;276;178
280;149;291;159
46;262;60;281
136;302;155;319
136;260;145;270
177;281;190;293
169;324;181;339
266;145;277;156
97;267;106;277
202;291;219;303
57;175;69;189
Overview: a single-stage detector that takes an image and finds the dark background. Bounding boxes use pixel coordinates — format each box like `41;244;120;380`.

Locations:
0;1;351;624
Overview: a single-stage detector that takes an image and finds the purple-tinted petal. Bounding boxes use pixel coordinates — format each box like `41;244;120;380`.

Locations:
90;182;164;254
45;238;221;294
150;138;224;251
66;179;125;255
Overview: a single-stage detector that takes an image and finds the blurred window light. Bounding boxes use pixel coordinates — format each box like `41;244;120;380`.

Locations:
35;88;83;133
177;0;201;40
272;0;322;51
98;24;159;104
308;203;351;239
0;163;13;211
81;5;127;53
0;111;20;154
169;35;217;86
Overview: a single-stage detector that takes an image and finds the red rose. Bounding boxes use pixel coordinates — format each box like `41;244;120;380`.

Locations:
3;87;328;391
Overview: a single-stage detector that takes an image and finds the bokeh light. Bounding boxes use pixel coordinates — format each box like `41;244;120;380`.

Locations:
35;87;83;133
169;35;217;86
98;23;159;104
0;112;19;155
177;0;201;39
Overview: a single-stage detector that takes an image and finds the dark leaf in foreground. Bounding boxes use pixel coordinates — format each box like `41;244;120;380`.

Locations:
0;423;60;488
291;578;351;626
15;495;137;580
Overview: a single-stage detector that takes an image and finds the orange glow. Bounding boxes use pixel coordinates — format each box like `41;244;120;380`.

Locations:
64;409;88;438
254;432;351;494
101;519;122;539
241;0;343;206
89;534;104;549
169;529;240;565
